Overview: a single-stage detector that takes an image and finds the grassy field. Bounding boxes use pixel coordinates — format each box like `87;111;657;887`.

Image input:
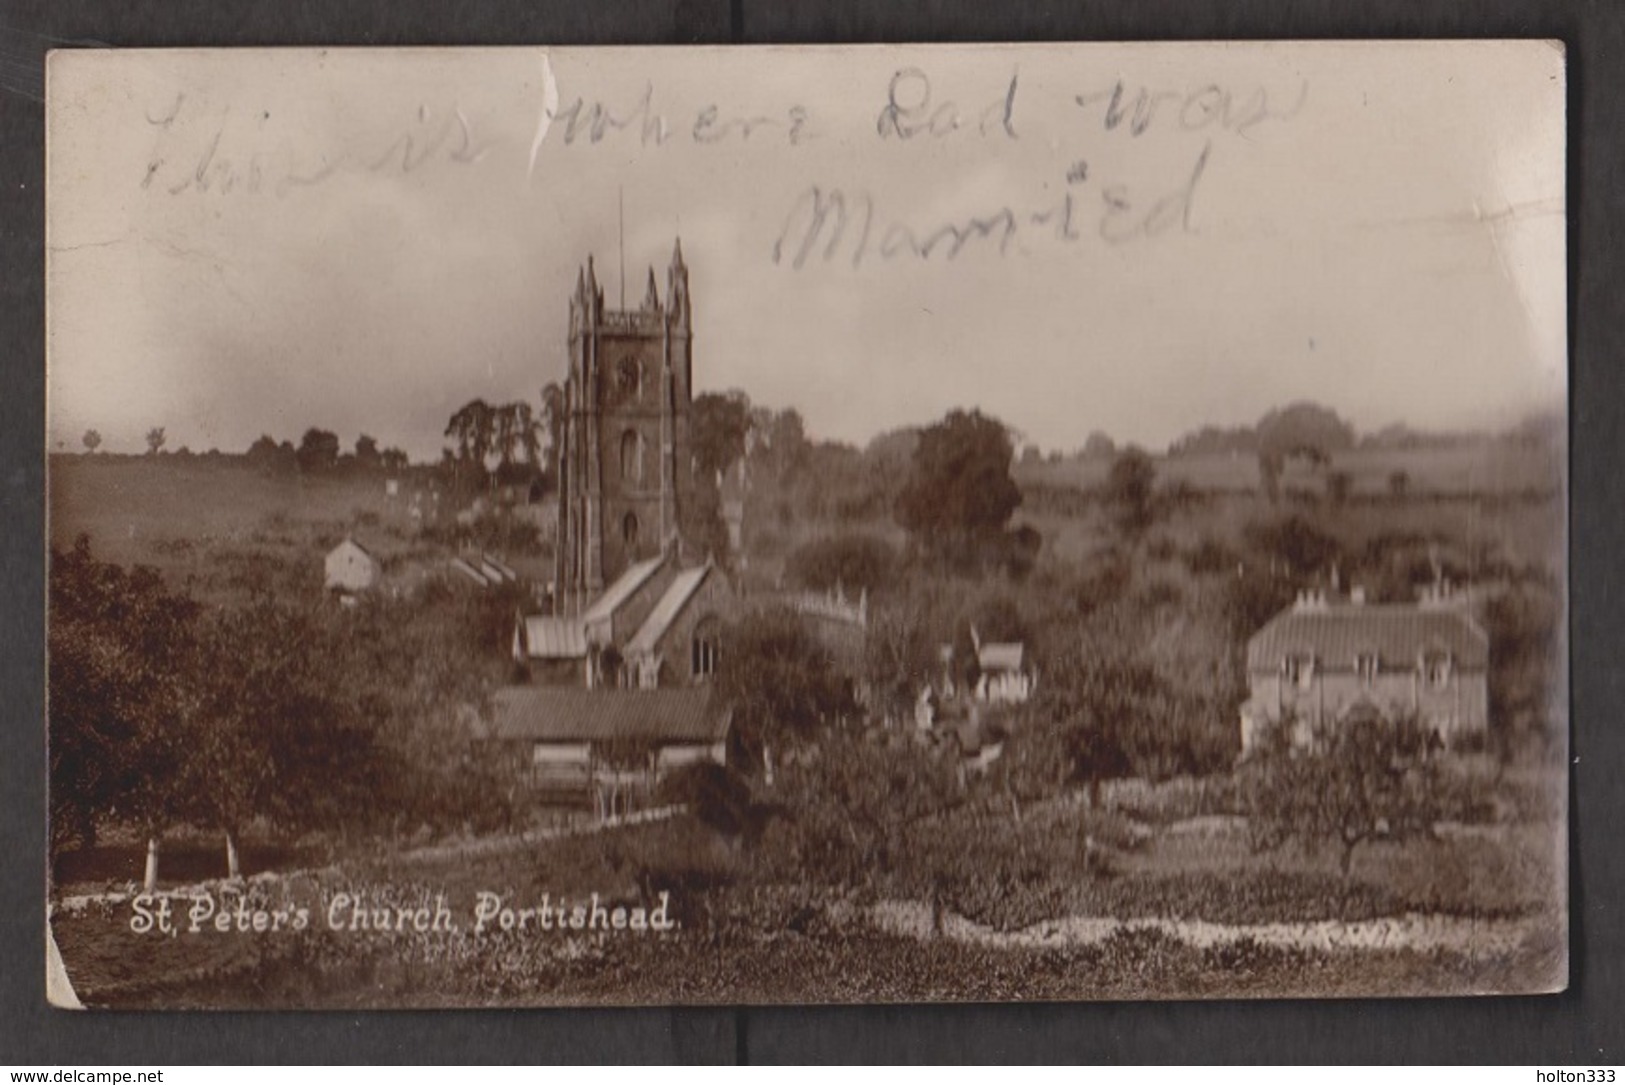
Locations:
50;783;1566;1008
47;455;554;603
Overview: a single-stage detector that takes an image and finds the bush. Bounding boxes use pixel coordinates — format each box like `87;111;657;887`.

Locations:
1185;536;1238;577
785;534;896;594
654;762;756;838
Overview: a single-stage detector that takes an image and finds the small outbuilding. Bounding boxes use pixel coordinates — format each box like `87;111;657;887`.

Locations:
972;635;1036;705
512;614;591;685
325;537;380;595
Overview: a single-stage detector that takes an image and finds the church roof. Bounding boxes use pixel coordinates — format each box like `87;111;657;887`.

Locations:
485;686;730;745
1247;603;1488;672
582;554;668;625
626;564;713;658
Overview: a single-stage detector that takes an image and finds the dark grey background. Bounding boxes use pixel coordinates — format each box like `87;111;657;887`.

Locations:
2;0;1618;1064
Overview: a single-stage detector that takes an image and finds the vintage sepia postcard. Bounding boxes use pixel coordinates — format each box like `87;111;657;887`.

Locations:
44;42;1567;1008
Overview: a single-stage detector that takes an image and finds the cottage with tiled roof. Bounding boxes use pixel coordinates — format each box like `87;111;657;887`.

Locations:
483;686;732;816
1239;584;1490;753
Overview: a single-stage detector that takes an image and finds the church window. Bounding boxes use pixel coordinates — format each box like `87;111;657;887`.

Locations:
691;617;720;680
620;429;644;483
622;512;640;548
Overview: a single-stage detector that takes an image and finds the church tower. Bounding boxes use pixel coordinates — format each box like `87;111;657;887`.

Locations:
554;239;695;607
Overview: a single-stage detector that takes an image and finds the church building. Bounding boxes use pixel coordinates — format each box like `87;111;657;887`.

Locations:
554;238;697;604
522;237;732;693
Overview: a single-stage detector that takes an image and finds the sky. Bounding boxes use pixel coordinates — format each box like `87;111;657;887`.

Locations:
46;43;1566;460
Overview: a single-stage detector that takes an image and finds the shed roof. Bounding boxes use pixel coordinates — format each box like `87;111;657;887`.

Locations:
520;615;588;660
1247;603;1489;672
328;536;375;560
977;642;1026;673
626;564;712;657
582;554;667;624
485;686;731;745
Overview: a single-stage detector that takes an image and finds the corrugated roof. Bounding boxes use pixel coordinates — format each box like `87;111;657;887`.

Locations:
521;616;588;660
1247;604;1488;672
486;686;731;745
626;564;711;657
450;557;489;585
482;554;517;580
978;642;1025;673
581;554;667;624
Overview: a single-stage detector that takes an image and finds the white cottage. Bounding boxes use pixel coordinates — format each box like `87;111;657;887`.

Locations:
324;537;380;595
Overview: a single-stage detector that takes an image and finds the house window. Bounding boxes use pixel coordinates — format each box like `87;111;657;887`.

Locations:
618;357;642;401
1425;653;1452;689
1356;653;1379;684
622;512;639;548
620;429;644;483
1283;655;1315;690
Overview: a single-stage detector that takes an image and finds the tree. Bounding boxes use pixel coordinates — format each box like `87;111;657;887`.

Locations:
715;607;855;779
354;434;381;471
445;399;494;464
540;382;567;461
380;447;409;472
1013;645;1187;807
772;729;963;898
1481;583;1562;756
81;429;101;454
692;391;752;479
145;427;166;456
1255;401;1356;464
1168;423;1257;457
1244;515;1341;579
678;472;732;565
1105;446;1158;537
895;409;1022;568
49;537;198;882
1082;430;1116;458
863;591;948;725
247;434;297;475
786;534;897;594
511;402;542;470
1326;469;1353;509
296;428;341;474
1258;451;1282;504
1243;711;1443;877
